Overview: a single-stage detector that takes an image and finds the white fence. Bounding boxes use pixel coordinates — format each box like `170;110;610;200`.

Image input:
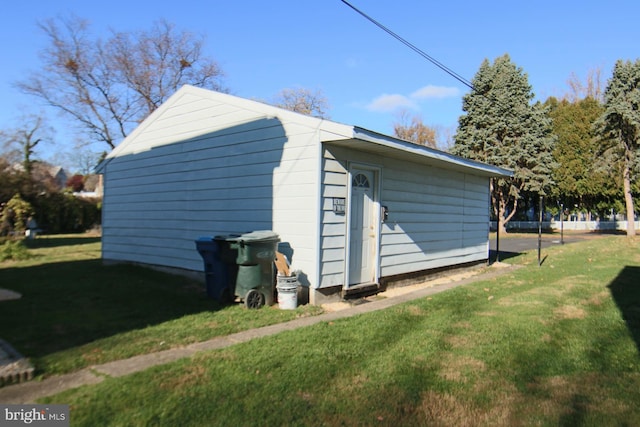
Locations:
491;220;640;232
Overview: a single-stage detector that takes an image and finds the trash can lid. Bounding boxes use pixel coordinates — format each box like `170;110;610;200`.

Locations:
214;233;243;241
234;230;280;243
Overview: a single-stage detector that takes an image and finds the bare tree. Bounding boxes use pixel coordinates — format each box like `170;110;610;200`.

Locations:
16;16;225;150
108;20;225;114
393;109;437;148
272;87;330;119
433;124;456;151
1;115;53;176
72;146;103;175
566;67;604;103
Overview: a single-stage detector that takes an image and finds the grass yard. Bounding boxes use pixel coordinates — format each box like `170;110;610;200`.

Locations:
0;235;322;376
27;234;640;426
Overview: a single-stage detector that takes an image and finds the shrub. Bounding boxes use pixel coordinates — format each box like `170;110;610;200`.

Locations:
66;174;85;192
31;193;101;234
0;194;35;235
0;239;32;261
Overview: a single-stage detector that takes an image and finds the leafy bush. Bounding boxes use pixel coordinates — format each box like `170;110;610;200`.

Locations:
66;174;85;192
0;239;32;261
0;194;35;235
31;193;101;234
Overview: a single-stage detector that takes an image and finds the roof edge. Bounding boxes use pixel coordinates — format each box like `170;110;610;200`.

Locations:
352;126;513;178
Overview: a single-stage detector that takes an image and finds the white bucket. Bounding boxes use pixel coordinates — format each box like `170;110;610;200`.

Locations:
277;276;298;310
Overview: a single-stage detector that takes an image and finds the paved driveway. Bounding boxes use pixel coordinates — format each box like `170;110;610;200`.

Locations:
489;231;608;261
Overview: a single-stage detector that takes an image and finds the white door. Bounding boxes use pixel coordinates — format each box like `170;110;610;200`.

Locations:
349;169;377;285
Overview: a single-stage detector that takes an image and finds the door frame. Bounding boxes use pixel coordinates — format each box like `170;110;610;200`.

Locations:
344;163;382;289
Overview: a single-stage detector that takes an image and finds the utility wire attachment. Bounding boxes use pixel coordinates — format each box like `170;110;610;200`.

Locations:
340;0;476;91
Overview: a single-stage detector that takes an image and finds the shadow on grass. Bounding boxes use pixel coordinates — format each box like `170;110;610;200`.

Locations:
25;236;102;249
608;266;640;353
0;258;220;360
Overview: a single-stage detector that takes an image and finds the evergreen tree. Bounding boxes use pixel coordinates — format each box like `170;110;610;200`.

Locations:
546;97;619;218
595;59;640;237
452;54;556;233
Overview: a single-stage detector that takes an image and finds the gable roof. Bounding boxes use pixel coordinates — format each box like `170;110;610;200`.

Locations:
100;85;512;178
105;85;352;160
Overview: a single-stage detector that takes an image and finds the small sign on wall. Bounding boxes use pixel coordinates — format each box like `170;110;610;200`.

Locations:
333;197;346;215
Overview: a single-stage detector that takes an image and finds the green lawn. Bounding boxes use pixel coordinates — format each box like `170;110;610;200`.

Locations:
0;235;322;376
29;234;640;426
0;236;640;426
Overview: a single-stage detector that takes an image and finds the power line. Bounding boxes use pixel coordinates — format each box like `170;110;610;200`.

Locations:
340;0;475;91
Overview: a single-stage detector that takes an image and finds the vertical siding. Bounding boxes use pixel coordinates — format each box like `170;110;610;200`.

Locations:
102;90;321;282
319;144;490;288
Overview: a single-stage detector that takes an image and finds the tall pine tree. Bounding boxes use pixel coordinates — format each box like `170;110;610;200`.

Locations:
595;59;640;237
452;54;556;233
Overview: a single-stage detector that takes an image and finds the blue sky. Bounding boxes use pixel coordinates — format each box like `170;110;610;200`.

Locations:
2;0;640;166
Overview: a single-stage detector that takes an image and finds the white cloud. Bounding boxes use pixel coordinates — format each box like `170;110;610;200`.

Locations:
410;85;460;100
363;85;460;114
365;94;417;112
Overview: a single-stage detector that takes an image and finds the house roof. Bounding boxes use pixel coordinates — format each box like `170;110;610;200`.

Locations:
100;85;512;178
324;127;513;178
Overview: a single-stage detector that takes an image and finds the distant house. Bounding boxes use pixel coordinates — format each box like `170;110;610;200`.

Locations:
10;162;69;191
46;165;68;189
73;174;104;199
98;85;511;304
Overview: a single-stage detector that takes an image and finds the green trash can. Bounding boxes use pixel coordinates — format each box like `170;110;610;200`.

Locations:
228;230;280;309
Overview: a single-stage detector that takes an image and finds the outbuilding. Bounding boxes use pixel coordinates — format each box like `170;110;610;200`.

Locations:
99;85;511;304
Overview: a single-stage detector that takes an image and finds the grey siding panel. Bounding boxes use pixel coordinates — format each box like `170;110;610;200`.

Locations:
318;148;348;288
103;96;321;274
105;87;375;289
319;144;490;288
379;159;489;277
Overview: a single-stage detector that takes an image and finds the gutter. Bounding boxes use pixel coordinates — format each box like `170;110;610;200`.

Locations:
352;126;513;178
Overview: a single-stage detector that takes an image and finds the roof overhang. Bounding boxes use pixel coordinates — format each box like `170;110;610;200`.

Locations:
324;126;513;178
